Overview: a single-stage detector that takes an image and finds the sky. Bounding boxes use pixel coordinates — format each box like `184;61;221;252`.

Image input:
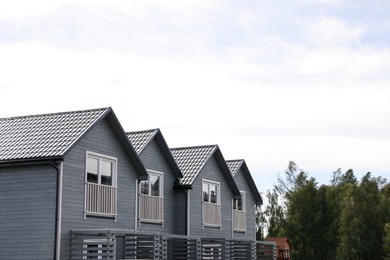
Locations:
1;0;390;193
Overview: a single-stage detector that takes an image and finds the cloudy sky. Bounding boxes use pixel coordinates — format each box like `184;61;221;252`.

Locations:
1;0;390;193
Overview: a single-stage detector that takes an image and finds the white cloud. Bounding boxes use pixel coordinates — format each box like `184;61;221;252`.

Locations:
1;0;390;192
306;17;365;47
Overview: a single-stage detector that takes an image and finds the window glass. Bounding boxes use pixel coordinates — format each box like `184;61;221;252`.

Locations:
203;181;219;204
100;160;112;185
87;157;98;183
237;197;243;210
203;182;209;202
150;175;160;196
210;184;217;203
140;180;149;195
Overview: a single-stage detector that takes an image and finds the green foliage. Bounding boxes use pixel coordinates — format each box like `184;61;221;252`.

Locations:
257;162;390;260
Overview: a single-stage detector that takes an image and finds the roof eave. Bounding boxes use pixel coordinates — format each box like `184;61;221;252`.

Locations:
214;147;241;199
240;161;263;205
0;156;64;167
154;130;183;179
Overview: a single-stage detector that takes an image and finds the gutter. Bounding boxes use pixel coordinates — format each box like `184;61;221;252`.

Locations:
50;161;63;260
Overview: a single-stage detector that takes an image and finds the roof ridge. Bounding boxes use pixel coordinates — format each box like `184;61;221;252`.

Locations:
0;107;111;121
226;159;244;162
126;128;159;134
170;144;217;150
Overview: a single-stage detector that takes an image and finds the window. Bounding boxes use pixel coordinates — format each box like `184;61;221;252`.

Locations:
233;191;246;231
202;179;221;227
233;191;246;211
87;155;115;186
203;181;219;204
140;171;163;197
85;152;117;218
139;170;164;222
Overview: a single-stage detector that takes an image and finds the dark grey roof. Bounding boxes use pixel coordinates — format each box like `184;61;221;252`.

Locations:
0;108;109;162
226;159;263;205
127;129;183;179
226;159;243;176
126;129;158;154
170;145;216;186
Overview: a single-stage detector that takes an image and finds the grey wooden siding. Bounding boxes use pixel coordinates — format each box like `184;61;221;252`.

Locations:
233;168;257;239
0;164;57;260
137;139;178;234
174;189;187;235
188;156;234;237
60;118;139;259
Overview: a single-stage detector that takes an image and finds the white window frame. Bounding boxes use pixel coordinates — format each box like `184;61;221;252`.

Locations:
139;170;164;198
202;179;220;204
84;151;118;219
138;170;164;223
233;191;247;232
233;191;246;212
202;179;221;227
85;151;117;187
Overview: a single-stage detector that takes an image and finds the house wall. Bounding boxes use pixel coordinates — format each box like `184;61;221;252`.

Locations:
188;156;234;237
233;168;257;239
60;118;139;259
137;139;179;234
0;164;57;260
174;188;187;235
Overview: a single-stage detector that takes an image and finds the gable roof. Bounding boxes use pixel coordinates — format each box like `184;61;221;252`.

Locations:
171;145;241;198
226;159;263;205
126;129;157;154
0;107;148;179
126;129;182;178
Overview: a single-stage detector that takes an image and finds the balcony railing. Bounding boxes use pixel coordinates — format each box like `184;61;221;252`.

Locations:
139;194;164;222
202;202;221;226
85;182;117;217
233;210;246;231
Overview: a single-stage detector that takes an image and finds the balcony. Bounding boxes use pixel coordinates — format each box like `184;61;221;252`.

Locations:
85;182;117;217
202;202;221;226
139;194;164;222
233;209;246;231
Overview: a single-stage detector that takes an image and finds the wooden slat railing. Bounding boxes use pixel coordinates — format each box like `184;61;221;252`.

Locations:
85;182;117;216
139;194;164;222
202;202;221;226
233;209;246;231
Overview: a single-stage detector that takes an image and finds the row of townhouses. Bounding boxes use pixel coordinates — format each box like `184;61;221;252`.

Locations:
0;107;275;260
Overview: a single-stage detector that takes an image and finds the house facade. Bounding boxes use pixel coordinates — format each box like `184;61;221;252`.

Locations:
170;145;242;238
126;129;184;234
226;159;263;239
0;107;267;260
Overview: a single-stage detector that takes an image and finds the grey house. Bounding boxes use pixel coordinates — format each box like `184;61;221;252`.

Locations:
170;145;242;238
0;107;268;259
0;108;147;260
226;159;263;239
126;129;183;234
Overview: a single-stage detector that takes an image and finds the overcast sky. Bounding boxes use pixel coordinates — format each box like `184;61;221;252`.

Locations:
1;0;390;193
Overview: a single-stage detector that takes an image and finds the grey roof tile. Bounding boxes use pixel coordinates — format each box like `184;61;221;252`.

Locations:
126;129;158;154
226;159;263;205
170;145;216;186
0;108;109;161
226;159;243;176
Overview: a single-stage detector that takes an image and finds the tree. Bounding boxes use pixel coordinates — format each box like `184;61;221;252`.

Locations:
337;172;384;260
263;189;286;238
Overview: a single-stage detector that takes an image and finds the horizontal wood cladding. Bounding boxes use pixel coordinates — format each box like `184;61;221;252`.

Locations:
0;164;57;260
233;168;257;239
137;139;180;234
60;117;139;259
189;155;234;237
